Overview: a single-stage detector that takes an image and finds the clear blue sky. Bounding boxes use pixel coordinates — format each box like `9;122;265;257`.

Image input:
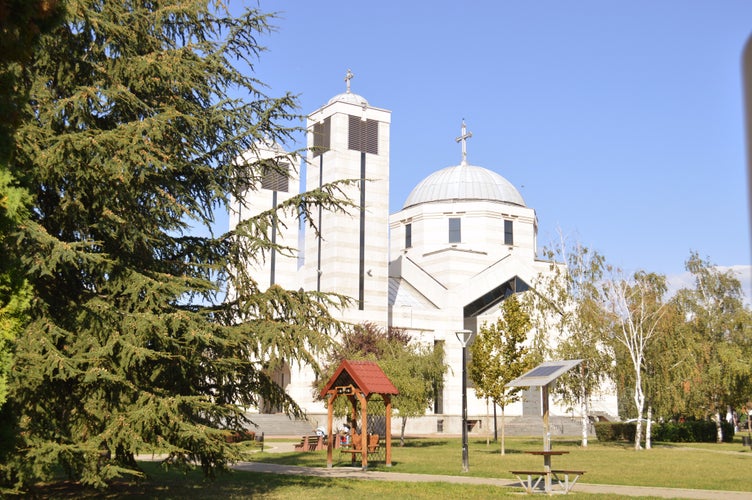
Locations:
235;0;752;282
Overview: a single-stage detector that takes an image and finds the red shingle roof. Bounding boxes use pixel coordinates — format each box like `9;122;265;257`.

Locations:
320;359;399;399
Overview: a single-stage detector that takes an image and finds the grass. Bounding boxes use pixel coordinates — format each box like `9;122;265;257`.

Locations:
21;435;752;498
252;434;752;491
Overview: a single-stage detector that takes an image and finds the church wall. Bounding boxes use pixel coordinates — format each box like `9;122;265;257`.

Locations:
390;200;538;289
228;147;301;291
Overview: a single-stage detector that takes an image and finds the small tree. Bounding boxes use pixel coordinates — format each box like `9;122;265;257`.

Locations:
470;294;533;455
321;323;447;446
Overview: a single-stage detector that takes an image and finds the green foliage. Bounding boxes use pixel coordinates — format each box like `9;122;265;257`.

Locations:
671;252;752;425
526;239;612;446
1;0;350;490
601;270;669;449
596;420;736;443
594;422;630;442
470;294;533;408
321;322;447;442
0;0;65;413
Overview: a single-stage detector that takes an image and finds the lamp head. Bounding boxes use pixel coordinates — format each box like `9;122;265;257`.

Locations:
455;329;475;348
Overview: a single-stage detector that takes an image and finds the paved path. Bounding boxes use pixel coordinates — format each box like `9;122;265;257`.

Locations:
236;442;750;499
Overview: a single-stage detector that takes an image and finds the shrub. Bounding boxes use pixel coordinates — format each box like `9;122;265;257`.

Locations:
594;422;636;442
594;422;616;441
596;419;736;443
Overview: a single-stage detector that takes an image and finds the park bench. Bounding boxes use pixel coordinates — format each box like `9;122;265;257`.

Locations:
340;433;380;464
510;469;585;494
294;434;324;452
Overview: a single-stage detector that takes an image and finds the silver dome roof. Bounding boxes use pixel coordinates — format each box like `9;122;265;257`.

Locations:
327;91;369;106
403;163;526;209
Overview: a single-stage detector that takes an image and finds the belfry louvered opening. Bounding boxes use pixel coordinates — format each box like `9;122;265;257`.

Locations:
313;117;331;157
261;161;289;192
348;114;378;154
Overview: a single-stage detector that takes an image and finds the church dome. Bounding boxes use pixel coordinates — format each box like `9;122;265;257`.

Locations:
403;163;526;209
327;91;369;106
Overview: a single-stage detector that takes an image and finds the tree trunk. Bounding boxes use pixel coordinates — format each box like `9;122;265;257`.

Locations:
580;371;588;448
400;416;407;447
633;377;644;451
645;405;652;450
493;403;498;442
485;398;490;446
715;411;724;444
500;405;506;456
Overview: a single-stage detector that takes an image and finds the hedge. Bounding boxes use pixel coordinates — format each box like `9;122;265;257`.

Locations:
595;420;735;443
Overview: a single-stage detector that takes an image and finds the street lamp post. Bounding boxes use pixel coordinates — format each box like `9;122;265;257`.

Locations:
455;329;475;473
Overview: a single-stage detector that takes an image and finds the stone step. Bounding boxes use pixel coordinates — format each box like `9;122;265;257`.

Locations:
245;413;317;437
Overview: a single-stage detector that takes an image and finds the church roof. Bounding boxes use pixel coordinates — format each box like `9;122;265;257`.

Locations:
403;163;526;209
327;91;369;106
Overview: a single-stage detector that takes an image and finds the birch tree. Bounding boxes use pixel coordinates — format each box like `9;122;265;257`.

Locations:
602;271;667;450
526;236;610;447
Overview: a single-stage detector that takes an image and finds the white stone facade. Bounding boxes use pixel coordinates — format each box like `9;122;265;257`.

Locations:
230;83;617;434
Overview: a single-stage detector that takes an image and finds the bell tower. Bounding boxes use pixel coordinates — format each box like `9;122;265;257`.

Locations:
303;71;391;326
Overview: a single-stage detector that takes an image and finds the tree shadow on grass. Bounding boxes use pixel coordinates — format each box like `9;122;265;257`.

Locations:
400;439;449;448
23;465;350;499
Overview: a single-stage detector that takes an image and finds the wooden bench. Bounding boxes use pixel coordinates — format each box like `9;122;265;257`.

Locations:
340;434;380;464
293;435;323;452
510;469;586;494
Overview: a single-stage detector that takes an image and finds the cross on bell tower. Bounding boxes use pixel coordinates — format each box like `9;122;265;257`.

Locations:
345;69;354;93
455;119;472;165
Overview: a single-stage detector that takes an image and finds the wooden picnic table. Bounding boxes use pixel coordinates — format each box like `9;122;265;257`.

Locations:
511;450;585;494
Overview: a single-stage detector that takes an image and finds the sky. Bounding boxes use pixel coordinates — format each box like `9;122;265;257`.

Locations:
229;0;752;295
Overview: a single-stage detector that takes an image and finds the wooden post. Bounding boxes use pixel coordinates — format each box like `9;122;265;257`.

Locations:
385;395;393;466
359;392;369;469
326;393;335;468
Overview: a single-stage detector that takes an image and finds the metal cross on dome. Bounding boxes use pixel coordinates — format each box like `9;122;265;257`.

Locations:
456;119;472;165
345;69;354;93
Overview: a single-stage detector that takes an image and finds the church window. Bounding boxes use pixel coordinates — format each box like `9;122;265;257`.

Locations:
313;117;331;157
405;223;412;248
504;220;513;245
348;114;379;154
261;161;289;192
448;217;461;243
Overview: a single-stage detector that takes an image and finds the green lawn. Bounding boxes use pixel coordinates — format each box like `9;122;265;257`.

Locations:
22;435;752;498
252;435;752;491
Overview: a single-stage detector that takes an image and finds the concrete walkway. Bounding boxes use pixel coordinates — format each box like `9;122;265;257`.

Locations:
236;441;750;500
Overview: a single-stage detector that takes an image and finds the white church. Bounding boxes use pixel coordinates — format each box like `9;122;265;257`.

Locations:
231;74;617;435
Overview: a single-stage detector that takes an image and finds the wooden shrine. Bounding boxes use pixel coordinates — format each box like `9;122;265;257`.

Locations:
320;359;399;469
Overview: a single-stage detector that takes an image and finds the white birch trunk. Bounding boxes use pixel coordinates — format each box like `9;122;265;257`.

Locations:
633;375;644;451
715;412;724;443
580;375;588;447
